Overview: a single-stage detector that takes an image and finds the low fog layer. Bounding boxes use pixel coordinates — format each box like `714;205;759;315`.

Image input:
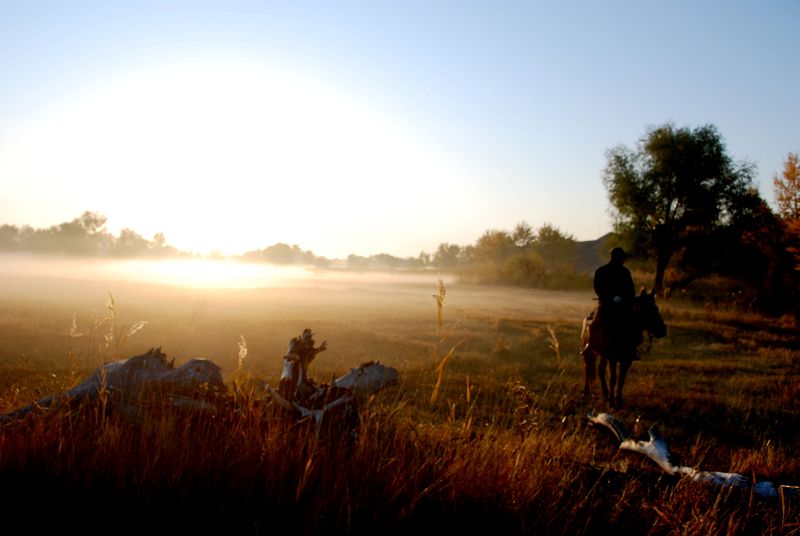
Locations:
0;252;594;379
0;254;452;289
0;253;591;326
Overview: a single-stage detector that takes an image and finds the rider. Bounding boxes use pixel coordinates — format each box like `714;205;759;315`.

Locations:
592;247;640;359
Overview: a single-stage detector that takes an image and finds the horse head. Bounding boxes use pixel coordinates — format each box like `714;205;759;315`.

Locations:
636;289;667;340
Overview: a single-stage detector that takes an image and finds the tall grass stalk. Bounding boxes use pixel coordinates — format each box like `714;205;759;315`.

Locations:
430;337;466;405
545;324;561;367
102;292;147;359
237;334;248;373
432;278;446;340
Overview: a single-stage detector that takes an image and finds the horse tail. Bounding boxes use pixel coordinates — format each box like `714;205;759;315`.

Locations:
581;314;597;385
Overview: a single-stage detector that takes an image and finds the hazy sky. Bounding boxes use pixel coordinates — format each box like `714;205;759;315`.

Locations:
1;1;798;258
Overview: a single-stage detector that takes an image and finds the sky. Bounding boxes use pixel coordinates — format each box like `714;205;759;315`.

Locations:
1;1;798;259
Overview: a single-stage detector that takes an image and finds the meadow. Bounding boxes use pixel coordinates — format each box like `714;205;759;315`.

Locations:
0;262;798;534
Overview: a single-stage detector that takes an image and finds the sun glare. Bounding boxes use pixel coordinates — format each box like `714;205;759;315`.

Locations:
1;57;471;257
0;254;452;290
0;254;307;289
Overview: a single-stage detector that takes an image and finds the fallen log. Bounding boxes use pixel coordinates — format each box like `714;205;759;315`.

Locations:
265;329;399;427
1;348;224;423
588;412;797;500
1;330;400;433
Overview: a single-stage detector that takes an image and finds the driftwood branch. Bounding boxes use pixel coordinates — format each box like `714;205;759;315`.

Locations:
1;330;399;434
1;348;224;423
588;412;797;500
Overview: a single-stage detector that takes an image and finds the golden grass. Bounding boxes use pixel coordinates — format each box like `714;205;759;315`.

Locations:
0;275;797;534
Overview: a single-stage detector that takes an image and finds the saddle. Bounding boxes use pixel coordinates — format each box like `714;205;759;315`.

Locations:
588;306;643;361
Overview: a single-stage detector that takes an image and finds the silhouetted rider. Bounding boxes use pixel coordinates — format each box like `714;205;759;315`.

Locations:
594;247;635;307
592;247;640;358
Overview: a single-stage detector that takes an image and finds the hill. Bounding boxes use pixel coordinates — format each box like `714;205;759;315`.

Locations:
575;232;616;275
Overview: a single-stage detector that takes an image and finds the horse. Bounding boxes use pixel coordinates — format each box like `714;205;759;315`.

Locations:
581;289;666;407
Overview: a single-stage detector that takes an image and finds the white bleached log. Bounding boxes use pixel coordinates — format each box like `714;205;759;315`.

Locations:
1;348;224;423
588;412;792;499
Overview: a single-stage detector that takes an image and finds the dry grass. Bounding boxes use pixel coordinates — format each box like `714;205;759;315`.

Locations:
0;273;798;534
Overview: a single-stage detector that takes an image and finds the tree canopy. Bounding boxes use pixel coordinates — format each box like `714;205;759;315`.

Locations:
773;152;800;274
0;211;179;258
603;123;757;293
773;152;800;220
426;222;585;289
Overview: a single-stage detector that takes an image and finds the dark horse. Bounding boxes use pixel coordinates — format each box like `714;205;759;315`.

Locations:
581;289;667;407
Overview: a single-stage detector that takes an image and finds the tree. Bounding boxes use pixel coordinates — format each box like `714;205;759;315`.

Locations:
372;253;401;269
473;229;515;263
417;251;431;267
0;224;22;250
535;223;577;270
41;211;114;255
512;221;535;249
603;123;755;293
346;254;370;270
773;152;800;219
113;228;150;257
261;243;295;264
433;243;462;269
773;152;800;272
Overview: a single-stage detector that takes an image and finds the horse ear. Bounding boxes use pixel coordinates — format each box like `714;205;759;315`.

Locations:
639;287;647;297
649;288;656;297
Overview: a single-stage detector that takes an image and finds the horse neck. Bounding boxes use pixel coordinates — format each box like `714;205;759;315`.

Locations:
633;298;658;337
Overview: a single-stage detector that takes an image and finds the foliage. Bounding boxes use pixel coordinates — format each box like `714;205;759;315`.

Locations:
536;222;578;270
0;211;180;258
773;152;800;220
444;222;587;290
432;242;463;269
603;123;758;294
785;218;800;271
773;152;800;273
242;242;331;267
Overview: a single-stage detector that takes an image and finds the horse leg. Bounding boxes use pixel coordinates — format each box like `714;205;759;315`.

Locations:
607;361;618;407
598;355;609;402
581;345;596;397
614;360;632;408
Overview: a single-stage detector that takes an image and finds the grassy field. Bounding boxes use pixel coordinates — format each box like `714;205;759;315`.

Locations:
0;265;798;534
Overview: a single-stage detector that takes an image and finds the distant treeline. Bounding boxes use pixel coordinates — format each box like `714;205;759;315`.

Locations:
10;208;797;313
240;243;331;268
422;222;591;289
0;212;593;288
6;123;797;315
0;212;185;258
241;221;592;289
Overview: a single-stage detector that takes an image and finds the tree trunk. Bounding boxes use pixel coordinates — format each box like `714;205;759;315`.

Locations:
654;253;670;295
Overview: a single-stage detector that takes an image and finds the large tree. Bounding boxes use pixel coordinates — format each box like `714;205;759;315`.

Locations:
603;123;756;293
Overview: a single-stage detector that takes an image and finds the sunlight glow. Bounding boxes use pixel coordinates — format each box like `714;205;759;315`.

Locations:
0;254;452;290
110;259;307;289
1;57;472;257
0;254;306;289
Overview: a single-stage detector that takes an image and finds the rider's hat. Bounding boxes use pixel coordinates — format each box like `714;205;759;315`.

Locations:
610;247;629;262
